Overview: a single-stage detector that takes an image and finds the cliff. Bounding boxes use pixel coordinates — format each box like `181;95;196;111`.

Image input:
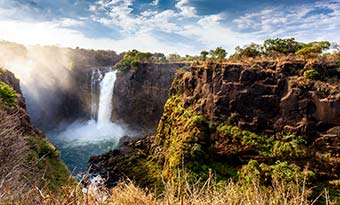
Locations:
112;63;189;133
0;68;70;195
89;60;340;198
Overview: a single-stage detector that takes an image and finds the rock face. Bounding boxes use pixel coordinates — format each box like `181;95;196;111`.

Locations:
112;63;189;133
89;60;340;193
0;69;70;191
178;62;340;137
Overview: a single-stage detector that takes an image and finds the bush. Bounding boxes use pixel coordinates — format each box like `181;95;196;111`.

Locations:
131;60;140;67
0;82;17;106
304;69;320;80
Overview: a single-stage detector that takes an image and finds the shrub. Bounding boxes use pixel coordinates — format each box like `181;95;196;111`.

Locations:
130;60;140;67
304;69;320;80
0;82;17;106
271;133;307;158
296;41;330;59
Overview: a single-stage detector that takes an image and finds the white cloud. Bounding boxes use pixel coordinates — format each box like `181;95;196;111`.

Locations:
175;0;196;17
90;0;182;34
150;0;159;6
1;0;340;56
57;18;84;27
198;14;224;26
233;0;340;43
0;19;197;55
179;14;253;52
90;0;138;32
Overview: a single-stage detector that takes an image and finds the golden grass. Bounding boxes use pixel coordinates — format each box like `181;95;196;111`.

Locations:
0;169;338;205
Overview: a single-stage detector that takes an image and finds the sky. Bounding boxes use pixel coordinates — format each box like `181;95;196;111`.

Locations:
0;0;339;55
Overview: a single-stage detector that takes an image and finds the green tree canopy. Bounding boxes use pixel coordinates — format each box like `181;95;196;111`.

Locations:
264;38;304;55
200;50;209;61
232;43;263;59
210;47;227;61
167;54;182;62
296;41;330;58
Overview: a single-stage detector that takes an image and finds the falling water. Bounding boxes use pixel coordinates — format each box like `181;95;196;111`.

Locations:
97;71;116;126
48;69;126;172
90;69;103;119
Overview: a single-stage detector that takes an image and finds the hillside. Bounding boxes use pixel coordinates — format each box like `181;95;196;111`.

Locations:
0;68;70;201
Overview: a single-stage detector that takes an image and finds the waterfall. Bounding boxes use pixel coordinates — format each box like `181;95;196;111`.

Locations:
49;69;126;172
97;71;116;126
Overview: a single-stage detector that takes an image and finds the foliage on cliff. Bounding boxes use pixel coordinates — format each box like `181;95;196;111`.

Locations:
116;50;167;72
0;82;17;106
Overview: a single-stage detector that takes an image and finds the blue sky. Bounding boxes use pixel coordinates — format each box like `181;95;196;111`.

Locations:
0;0;339;54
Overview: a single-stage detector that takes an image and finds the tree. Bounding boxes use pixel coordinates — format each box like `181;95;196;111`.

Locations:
200;50;209;61
296;41;330;59
210;47;227;61
232;43;263;59
152;53;167;62
264;38;304;55
136;52;152;63
167;54;182;62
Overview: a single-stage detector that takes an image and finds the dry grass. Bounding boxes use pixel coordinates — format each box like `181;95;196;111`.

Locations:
0;105;39;202
0;168;337;205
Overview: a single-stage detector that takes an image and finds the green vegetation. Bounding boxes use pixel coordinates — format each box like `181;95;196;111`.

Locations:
230;38;331;59
200;50;209;61
231;43;263;59
217;124;308;159
304;69;321;80
296;41;331;59
115;39;333;69
239;160;314;186
264;38;304;55
209;47;227;61
28;136;71;191
116;50;153;72
0;82;17;106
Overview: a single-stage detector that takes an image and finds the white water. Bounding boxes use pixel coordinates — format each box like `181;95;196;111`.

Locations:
49;69;126;171
97;71;116;126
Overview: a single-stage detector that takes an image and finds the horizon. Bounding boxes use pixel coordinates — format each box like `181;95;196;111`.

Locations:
0;0;340;55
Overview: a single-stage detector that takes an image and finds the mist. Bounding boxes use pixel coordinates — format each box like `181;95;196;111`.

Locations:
0;41;122;130
0;42;77;128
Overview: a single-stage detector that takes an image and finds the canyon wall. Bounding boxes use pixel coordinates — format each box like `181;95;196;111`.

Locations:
111;63;189;133
90;60;340;195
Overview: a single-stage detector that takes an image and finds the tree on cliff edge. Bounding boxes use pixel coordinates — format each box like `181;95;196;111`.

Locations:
210;47;227;62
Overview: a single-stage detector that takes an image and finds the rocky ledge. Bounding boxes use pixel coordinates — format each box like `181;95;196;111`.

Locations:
90;60;340;196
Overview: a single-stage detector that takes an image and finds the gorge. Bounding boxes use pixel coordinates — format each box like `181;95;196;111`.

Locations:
0;41;340;203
